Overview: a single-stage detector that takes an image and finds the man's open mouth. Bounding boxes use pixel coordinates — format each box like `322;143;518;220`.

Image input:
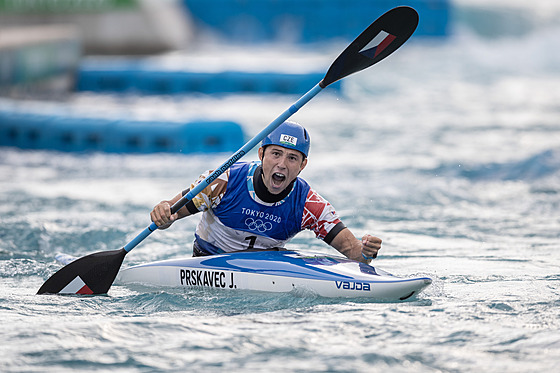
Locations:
272;172;286;183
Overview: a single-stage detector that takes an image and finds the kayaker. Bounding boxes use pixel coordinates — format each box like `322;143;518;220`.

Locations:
150;121;382;263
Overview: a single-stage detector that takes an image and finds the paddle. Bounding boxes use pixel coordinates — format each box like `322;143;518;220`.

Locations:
37;6;419;295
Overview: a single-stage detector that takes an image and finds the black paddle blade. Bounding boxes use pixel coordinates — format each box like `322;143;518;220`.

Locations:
321;6;419;88
37;248;127;295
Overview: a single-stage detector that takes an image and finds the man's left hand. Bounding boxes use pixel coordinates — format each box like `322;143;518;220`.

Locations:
361;234;382;260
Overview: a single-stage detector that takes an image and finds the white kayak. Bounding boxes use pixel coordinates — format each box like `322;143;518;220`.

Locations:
114;250;431;301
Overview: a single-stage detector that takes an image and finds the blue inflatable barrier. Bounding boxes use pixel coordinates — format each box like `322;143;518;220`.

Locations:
178;120;247;153
182;0;450;43
44;116;118;153
76;66;340;95
75;69;138;93
0;111;53;150
0;109;245;154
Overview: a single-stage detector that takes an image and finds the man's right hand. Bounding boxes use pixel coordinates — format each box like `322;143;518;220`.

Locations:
150;201;176;229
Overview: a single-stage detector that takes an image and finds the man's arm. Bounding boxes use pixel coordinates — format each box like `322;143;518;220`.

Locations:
329;228;382;264
151;168;229;230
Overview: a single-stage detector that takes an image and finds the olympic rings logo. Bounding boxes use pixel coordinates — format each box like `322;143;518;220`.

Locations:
245;218;273;233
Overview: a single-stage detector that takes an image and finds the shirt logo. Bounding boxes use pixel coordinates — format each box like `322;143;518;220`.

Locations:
245;218;273;233
279;134;297;147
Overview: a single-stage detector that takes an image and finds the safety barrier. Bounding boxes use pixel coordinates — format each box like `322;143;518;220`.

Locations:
0;109;245;154
76;65;341;95
182;0;450;43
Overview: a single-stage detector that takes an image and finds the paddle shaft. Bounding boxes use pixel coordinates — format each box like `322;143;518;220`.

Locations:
122;83;324;253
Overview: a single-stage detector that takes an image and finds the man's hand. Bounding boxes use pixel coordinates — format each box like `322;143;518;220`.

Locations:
361;234;382;261
150;201;177;229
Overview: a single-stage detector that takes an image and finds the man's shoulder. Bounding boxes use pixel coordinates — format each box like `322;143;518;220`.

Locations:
304;187;329;203
294;176;312;194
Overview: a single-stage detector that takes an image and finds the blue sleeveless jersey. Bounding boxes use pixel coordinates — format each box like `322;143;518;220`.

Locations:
213;162;310;241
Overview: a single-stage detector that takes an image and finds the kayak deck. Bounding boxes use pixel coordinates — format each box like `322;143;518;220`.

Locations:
116;250;431;300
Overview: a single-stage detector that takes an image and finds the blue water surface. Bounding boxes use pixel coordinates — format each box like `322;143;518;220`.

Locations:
1;2;560;372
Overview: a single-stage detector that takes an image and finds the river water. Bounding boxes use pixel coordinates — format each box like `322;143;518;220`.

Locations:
1;2;560;372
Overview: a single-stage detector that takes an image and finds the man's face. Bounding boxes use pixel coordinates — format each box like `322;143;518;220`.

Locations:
258;145;307;195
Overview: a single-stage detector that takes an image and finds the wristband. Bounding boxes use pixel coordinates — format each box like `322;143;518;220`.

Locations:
362;252;376;260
